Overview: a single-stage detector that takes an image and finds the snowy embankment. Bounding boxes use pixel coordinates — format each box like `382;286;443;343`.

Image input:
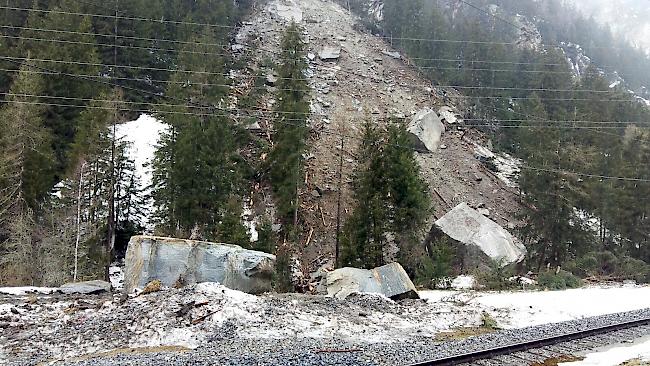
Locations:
2;282;649;365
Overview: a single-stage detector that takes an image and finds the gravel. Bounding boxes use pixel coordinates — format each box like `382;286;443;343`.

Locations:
9;308;646;366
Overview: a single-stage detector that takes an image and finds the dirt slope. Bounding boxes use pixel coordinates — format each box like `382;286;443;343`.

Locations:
235;0;522;276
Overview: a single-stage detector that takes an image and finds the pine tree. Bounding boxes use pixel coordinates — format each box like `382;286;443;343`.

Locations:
267;23;309;226
20;0;103;188
152;27;244;240
340;122;388;268
0;61;49;284
219;196;250;248
340;120;431;272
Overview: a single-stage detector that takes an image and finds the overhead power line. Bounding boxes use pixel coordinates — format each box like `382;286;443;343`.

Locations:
0;5;635;51
3;56;643;104
1;24;573;68
0;65;631;96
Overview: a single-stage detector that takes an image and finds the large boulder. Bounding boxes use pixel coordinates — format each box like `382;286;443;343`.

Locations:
324;262;419;300
435;203;526;265
124;236;275;294
319;46;341;61
60;280;111;295
407;109;446;153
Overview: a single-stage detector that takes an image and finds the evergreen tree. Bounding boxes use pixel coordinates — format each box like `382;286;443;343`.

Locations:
267;23;309;226
152;27;244;240
20;0;102;189
340;120;431;273
0;61;49;284
218;196;250;248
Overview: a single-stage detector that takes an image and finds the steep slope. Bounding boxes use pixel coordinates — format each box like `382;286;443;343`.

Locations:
235;0;522;274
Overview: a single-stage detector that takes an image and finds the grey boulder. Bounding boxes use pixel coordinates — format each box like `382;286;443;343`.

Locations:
407;109;446;153
60;280;111;295
124;236;275;294
435;203;526;265
324;262;419;300
319;46;341;61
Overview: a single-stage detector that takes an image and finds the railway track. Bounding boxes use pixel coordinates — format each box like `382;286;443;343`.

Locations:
409;316;650;366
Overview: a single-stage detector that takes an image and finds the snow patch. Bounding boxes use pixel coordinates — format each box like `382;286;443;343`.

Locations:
0;287;59;296
109;264;124;291
451;275;475;290
559;336;650;366
242;200;259;242
474;144;522;188
472;286;650;329
115;114;166;229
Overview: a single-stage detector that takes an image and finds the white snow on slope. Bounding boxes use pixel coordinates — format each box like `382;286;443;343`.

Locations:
473;144;522;188
559;336;650;366
116;114;166;228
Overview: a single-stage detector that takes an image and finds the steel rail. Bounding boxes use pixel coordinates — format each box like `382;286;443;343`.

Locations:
408;316;650;366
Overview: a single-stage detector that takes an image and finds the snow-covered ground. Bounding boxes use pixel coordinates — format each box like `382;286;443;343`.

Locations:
1;282;649;364
560;336;650;366
0;287;58;296
115;114;166;229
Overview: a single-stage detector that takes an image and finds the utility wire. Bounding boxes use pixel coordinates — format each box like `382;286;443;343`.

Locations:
3;56;643;104
1;24;576;68
0;66;632;96
0;4;634;51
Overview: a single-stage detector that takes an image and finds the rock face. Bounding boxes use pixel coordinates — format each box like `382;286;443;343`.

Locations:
124;236;275;294
407;109;446;153
435;203;526;265
324;262;419;300
60;280;111;295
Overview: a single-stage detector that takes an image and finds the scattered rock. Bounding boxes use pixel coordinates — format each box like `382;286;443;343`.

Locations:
381;50;401;59
124;236;276;294
407;109;446;153
438;106;461;124
273;0;303;23
435;203;526;265
231;44;245;52
59;280;111;295
323;262;419;300
266;74;278;86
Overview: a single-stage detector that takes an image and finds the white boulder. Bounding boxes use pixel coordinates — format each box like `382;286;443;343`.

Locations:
60;280;111;295
319;46;342;61
435;203;526;265
324;262;419;300
407;109;446;153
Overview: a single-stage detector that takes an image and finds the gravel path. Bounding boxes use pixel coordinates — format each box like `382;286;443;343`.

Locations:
21;308;648;366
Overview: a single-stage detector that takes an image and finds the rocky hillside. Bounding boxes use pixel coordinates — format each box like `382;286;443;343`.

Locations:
234;0;523;274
